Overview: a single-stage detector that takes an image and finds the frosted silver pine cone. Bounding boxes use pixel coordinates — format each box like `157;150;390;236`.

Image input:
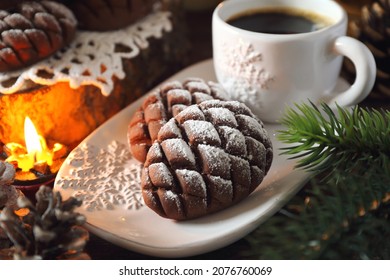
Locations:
344;0;390;99
0;162;18;210
0;186;90;260
0;161;22;255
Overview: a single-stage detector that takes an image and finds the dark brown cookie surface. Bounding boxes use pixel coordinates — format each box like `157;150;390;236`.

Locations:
127;78;229;162
141;100;273;220
0;1;77;72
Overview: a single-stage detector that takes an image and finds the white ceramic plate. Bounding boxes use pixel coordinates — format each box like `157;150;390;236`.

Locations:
54;59;323;258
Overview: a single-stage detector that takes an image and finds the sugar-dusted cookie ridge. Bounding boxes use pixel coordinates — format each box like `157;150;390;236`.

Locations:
128;78;229;162
141;100;273;220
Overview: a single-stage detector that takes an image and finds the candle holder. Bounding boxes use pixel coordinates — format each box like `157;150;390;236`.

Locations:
0;139;68;199
11;173;57;200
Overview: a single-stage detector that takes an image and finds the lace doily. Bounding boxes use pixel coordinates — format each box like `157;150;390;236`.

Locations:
0;11;172;96
56;141;144;212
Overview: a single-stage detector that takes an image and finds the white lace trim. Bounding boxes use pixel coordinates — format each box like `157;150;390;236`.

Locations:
0;11;172;96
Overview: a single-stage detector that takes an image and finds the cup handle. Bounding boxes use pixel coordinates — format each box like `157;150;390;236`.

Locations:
328;36;376;107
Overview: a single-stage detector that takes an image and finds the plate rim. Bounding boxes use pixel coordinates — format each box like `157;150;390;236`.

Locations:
54;58;311;258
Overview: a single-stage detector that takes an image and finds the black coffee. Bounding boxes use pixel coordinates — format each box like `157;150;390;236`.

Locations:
227;8;332;34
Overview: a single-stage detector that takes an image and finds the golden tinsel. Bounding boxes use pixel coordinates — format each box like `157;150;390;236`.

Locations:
343;0;390;100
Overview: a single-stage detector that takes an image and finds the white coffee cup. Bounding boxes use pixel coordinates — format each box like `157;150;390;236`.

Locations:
212;0;376;123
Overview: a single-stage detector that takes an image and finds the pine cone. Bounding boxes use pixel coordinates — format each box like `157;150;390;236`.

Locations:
0;162;16;208
128;78;229;162
0;186;90;260
58;0;157;31
0;162;15;187
344;0;390;99
142;100;273;220
0;1;77;72
0;162;20;254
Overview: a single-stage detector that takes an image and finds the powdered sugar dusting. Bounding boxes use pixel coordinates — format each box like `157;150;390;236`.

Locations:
144;102;166;122
146;143;164;163
167;89;192;107
193;92;214;103
218;126;247;156
160;80;183;94
4;13;32;28
204;107;238;127
198;144;231;179
141;100;273;220
176;169;207;197
161;139;196;168
237;114;266;142
171;104;188;117
175;105;205;124
208;81;229;101
157;118;182;140
208;175;233;201
163;189;183;215
186;81;211;94
148;162;175;187
183;120;221;146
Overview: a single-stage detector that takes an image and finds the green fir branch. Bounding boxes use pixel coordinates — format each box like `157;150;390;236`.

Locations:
278;102;390;174
241;103;390;259
243;168;390;259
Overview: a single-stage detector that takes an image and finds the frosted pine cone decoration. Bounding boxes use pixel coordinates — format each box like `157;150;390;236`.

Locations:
0;162;21;256
344;0;390;99
0;186;90;260
0;162;21;212
0;1;77;72
141;100;273;220
0;162;14;188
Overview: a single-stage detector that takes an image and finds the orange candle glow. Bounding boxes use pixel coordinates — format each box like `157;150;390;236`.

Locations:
5;117;64;172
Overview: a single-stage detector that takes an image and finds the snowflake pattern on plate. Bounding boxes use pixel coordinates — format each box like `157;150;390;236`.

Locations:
219;40;274;106
56;141;144;212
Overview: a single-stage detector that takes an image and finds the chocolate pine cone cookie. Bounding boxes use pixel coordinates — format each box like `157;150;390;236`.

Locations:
141;100;273;220
58;0;157;31
128;78;229;162
0;1;77;72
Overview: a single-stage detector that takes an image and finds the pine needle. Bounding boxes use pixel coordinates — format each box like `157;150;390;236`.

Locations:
243;168;390;259
278;102;390;174
241;102;390;259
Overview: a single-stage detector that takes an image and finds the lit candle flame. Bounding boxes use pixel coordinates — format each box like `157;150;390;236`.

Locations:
24;117;53;166
24;116;42;155
4;117;68;176
6;117;52;171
